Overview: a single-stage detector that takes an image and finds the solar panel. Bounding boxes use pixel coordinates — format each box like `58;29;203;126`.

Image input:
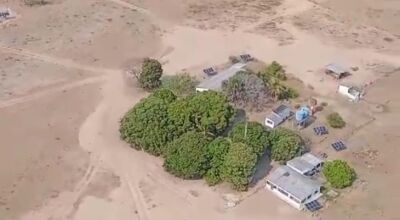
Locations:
203;67;217;76
313;126;328;136
331;141;346;151
240;54;253;62
305;200;322;212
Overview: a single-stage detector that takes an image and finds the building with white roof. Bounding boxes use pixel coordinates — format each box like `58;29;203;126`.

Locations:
286;153;324;176
266;165;322;210
195;63;246;92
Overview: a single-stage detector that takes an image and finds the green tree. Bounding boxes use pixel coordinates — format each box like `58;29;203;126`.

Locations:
323;160;356;189
151;88;177;103
120;96;177;156
222;143;257;191
164;132;211;179
161;73;198;97
327;112;346;128
229;122;269;157
258;61;287;81
205;137;231;185
168;91;235;136
269;128;303;163
136;58;163;90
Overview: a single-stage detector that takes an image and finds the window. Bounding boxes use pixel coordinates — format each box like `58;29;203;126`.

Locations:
307;194;312;200
278;188;289;197
314;189;319;194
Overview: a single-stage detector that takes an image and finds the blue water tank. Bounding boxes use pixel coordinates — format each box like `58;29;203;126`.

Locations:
295;106;310;122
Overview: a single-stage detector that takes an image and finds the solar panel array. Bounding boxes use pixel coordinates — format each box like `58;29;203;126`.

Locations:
313;126;328;136
305;200;322;212
203;67;217;76
240;54;253;62
331;141;346;151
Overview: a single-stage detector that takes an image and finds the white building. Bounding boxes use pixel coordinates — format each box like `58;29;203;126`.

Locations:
337;84;362;102
286;153;324;176
266;166;322;210
196;63;246;92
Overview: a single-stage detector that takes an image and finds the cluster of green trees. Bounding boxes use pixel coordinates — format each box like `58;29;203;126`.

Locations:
122;58;306;191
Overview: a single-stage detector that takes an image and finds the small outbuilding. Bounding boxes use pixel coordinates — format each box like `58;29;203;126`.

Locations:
196;63;246;92
266;166;322;210
325;63;349;79
264;105;292;129
286;153;324;176
337;84;362;102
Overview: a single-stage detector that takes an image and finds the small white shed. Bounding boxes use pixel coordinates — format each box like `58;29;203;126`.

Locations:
337;84;362;102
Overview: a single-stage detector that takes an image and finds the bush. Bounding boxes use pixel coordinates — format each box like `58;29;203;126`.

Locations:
229;56;240;64
269;128;303;163
120;96;177;156
205;138;231;185
164;132;211;179
136;58;163;90
278;86;299;100
229;122;269;157
168;91;235;136
151;89;177;103
258;61;287;82
327;112;346;128
222;143;257;191
222;71;271;111
161;73;198;97
323;160;356;189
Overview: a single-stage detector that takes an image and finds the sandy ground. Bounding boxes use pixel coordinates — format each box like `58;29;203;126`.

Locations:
0;0;400;219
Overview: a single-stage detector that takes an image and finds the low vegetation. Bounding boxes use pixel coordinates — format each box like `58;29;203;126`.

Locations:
269;128;304;163
161;73;198;97
327;112;346;128
134;58;163;90
323;160;356;189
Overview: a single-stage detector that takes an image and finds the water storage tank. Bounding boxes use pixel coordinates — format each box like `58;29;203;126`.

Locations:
295;106;310;124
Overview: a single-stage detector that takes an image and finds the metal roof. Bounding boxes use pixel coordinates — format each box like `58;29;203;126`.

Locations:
196;63;246;91
267;166;322;201
286;153;323;174
265;113;283;125
325;63;348;74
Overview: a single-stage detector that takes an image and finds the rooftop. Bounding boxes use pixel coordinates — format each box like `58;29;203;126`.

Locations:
325;63;348;74
287;153;323;174
196;63;246;91
267;166;322;201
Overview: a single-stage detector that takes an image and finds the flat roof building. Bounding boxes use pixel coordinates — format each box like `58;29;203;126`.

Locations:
196;63;246;92
266;166;322;210
286;153;323;176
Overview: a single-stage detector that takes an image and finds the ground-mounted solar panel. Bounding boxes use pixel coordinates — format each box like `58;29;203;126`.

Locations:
240;54;253;62
305;200;322;212
203;67;217;76
331;140;346;151
313;126;328;136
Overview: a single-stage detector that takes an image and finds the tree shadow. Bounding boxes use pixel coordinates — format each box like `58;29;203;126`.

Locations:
249;153;273;187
